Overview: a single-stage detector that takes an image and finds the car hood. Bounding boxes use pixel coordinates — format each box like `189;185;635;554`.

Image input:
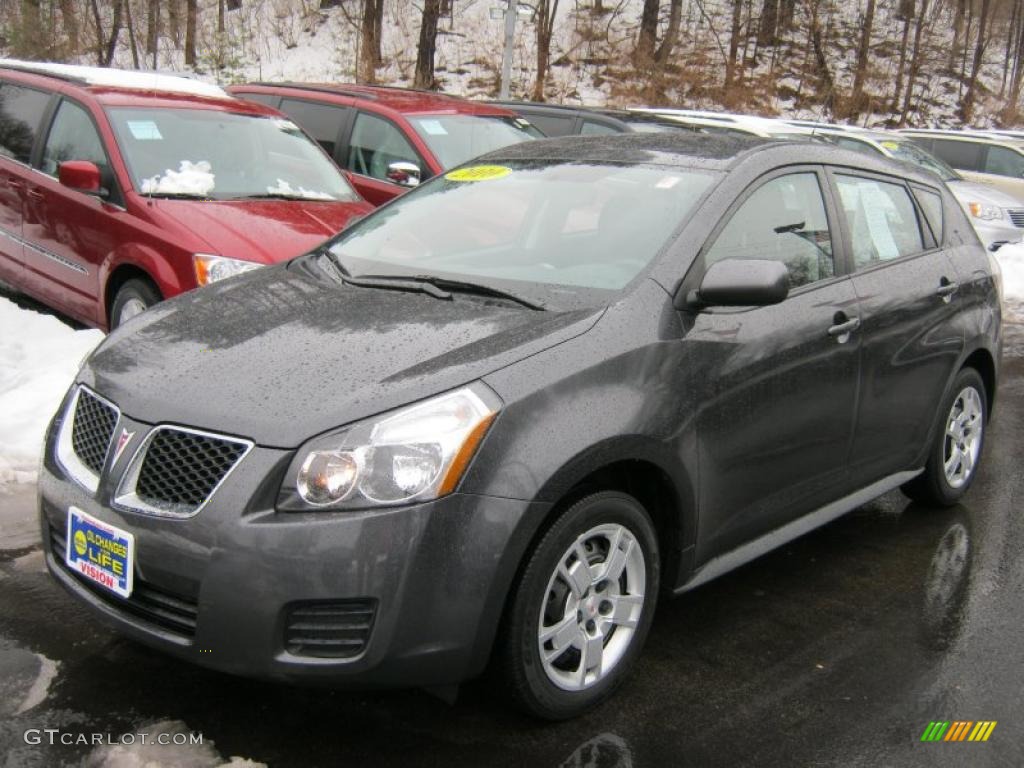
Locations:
153;198;373;263
947;179;1024;208
81;259;602;447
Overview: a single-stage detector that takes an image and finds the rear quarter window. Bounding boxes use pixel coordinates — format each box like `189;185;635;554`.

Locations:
913;187;944;243
928;139;984;172
0;82;50;164
520;113;575;137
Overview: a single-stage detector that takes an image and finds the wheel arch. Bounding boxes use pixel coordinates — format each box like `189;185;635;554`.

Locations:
104;264;162;328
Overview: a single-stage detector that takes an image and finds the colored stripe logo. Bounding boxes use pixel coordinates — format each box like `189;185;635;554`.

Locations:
920;721;997;742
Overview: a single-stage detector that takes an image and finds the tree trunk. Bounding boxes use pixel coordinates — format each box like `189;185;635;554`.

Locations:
184;0;197;66
413;0;442;89
167;0;181;45
125;0;141;68
373;0;384;66
778;0;796;31
961;0;992;123
635;0;659;63
655;0;683;64
103;0;123;66
809;0;835;115
758;0;778;45
950;0;966;72
59;0;80;53
899;0;929;126
1009;4;1024;116
850;0;876;116
891;15;912;113
146;0;159;59
532;0;560;100
724;0;743;89
358;0;378;83
1002;0;1019;98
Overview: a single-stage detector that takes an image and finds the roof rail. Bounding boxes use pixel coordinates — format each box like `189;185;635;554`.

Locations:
0;59;228;98
253;82;382;100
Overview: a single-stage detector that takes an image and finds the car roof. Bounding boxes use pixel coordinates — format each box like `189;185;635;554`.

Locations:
897;128;1024;147
475;132;943;183
237;82;517;117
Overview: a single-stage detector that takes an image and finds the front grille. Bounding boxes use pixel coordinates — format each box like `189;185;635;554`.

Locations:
50;526;199;638
120;427;249;516
1008;208;1024;228
284;600;377;658
71;389;118;475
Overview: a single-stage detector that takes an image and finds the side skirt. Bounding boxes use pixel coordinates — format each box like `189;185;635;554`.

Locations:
675;469;923;594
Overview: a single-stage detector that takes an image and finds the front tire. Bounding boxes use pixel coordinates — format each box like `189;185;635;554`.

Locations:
902;368;987;506
502;491;659;720
110;278;161;329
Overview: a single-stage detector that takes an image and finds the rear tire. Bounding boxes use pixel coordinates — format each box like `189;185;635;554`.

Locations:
110;278;161;329
902;368;987;506
501;491;659;720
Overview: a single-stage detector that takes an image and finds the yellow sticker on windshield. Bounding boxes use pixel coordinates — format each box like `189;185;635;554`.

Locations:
881;141;901;150
445;165;512;182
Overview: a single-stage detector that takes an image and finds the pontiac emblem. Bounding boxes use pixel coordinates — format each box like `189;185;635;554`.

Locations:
112;427;135;465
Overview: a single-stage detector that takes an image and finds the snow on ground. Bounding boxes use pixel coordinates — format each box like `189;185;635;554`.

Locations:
996;243;1024;304
83;720;265;768
0;296;103;490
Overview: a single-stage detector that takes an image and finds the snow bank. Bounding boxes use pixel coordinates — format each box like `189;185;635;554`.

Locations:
84;719;265;768
141;160;216;196
996;243;1024;304
0;297;103;489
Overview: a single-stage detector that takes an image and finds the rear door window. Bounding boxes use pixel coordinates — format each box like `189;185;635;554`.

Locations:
705;171;834;289
913;187;944;243
835;175;924;269
580;120;619;136
41;100;108;177
235;92;280;109
0;82;51;164
928;139;984;172
520;113;575;137
982;145;1024;178
278;99;348;156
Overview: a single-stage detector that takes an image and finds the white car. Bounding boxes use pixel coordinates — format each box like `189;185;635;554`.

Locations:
630;108;823;141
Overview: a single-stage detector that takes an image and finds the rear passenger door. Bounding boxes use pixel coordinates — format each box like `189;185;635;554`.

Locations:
829;170;965;485
689;168;863;562
0;80;51;286
340;111;427;206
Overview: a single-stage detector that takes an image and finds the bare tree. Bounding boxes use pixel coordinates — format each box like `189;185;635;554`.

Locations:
357;0;381;82
635;0;659;63
849;0;876;116
724;0;743;89
59;0;80;53
899;0;931;125
656;0;683;64
146;0;159;64
962;0;992;122
413;0;442;89
533;0;560;100
184;0;197;66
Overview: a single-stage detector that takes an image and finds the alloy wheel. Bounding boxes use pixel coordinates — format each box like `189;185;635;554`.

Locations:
943;386;983;489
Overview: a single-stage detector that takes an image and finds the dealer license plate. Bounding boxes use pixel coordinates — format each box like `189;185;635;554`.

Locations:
65;507;134;598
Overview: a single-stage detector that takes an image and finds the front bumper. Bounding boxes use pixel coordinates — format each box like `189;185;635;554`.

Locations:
39;426;545;688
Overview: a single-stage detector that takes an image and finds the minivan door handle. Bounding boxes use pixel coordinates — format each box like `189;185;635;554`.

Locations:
827;314;860;343
936;278;959;302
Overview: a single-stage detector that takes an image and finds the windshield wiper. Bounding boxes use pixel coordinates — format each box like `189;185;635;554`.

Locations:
142;191;212;199
406;275;546;311
230;193;334;201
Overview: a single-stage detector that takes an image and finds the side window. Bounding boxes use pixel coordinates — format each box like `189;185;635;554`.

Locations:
835;175;924;269
346;112;420;182
929;139;983;172
983;146;1024;178
0;82;50;164
705;172;834;289
913;187;944;243
580;120;619;136
235;92;280;109
41;100;107;177
835;137;882;156
279;99;347;156
522;113;574;137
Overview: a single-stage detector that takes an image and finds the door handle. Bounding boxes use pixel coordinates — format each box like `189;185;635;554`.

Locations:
828;316;860;342
936;278;959;302
26;188;44;201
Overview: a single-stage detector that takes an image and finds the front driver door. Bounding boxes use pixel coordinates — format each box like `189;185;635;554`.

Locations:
684;168;863;563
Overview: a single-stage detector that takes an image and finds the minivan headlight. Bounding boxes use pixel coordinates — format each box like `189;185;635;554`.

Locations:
280;384;500;511
967;202;1003;221
193;253;263;286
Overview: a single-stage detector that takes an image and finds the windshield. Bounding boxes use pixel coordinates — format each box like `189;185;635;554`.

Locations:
326;160;718;298
881;139;960;181
408;115;539;169
107;107;360;200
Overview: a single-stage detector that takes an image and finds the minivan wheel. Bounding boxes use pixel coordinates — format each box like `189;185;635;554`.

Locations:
502;491;659;720
902;368;987;506
110;278;161;328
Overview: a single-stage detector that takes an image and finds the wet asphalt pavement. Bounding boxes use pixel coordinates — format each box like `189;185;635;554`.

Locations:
2;311;1023;768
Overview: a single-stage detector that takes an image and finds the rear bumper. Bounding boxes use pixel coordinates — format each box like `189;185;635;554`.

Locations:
39;442;546;688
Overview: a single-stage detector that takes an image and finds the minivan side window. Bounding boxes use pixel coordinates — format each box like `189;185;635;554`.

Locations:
705;172;834;289
521;113;575;137
279;99;347;156
0;82;50;164
928;139;983;172
835;175;924;269
580;120;619;136
983;146;1024;178
347;112;420;182
913;187;944;243
41;100;108;178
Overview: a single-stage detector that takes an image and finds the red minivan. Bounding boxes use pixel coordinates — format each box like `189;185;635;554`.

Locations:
228;83;542;206
0;61;372;329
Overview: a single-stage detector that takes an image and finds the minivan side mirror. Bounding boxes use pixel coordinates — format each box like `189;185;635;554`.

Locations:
58;161;108;198
682;258;790;308
387;161;421;188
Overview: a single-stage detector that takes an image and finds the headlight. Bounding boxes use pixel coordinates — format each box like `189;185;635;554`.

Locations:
193;253;263;286
967;202;1004;221
280;384;500;511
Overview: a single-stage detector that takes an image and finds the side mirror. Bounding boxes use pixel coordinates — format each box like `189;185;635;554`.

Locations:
387;161;421;188
58;160;108;198
682;258;790;308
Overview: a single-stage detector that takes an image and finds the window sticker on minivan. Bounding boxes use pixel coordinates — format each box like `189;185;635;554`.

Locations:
419;119;448;135
445;165;512;182
126;120;163;140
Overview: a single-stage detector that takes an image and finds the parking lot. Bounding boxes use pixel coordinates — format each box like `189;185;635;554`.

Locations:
1;294;1022;767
